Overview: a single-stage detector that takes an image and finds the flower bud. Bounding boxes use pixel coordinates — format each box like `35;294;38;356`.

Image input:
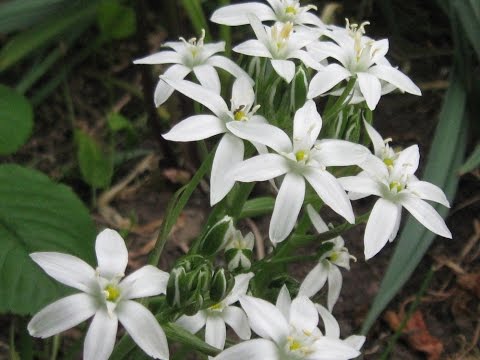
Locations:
224;231;254;271
198;216;234;256
209;269;234;303
166;267;187;307
290;67;308;111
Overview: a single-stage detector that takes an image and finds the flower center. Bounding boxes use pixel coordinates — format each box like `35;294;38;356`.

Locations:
389;181;404;193
295;150;306;162
285;5;297;15
383;158;394;167
104;284;120;302
234;106;247;121
208;302;225;313
271;22;293;52
346;19;370;62
329;252;339;262
285;332;315;357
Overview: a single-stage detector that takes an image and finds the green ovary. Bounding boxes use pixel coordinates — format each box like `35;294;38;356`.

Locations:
295;150;306;161
104;284;120;302
389;181;404;192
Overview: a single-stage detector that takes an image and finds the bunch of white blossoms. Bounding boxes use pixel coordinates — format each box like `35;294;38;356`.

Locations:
27;1;452;359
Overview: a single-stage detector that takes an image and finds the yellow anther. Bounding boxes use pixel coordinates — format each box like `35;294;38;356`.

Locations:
329;252;339;262
295;150;306;161
285;5;297;14
209;302;223;311
104;284;120;302
280;22;293;39
389;181;403;192
234;110;246;121
383;158;394;167
289;340;302;351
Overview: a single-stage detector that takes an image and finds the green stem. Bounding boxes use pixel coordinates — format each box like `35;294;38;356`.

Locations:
50;334;61;360
323;77;356;122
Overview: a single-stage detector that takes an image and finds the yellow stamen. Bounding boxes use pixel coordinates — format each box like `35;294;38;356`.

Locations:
329;252;339;262
389;181;403;192
209;302;223;310
383;158;394;166
295;150;306;161
285;6;297;15
104;284;120;302
290;340;302;351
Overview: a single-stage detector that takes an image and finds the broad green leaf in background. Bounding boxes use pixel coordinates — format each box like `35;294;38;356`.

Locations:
458;143;480;174
97;0;136;40
0;164;96;315
75;130;113;189
362;75;467;334
0;84;33;155
453;0;480;59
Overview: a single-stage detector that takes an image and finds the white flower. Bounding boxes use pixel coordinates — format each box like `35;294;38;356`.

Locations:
134;29;252;106
213;286;362;360
211;0;324;28
176;273;253;351
225;230;255;271
307;20;421;109
233;14;321;82
27;229;170;360
160;76;269;205
363;120;397;165
229;100;369;243
339;145;452;259
298;205;355;311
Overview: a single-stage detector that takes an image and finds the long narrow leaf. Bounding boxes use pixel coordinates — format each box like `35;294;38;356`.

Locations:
453;0;480;59
180;0;211;40
458;143;480;175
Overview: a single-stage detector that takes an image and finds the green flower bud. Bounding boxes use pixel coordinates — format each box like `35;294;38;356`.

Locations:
209;269;234;303
198;216;234;256
290;67;308;112
166;267;187;307
183;292;204;316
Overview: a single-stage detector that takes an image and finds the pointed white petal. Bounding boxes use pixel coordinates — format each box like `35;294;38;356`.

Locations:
95;229;128;279
176;312;207;334
389;204;403;242
239;295;289;343
247;13;269;44
290;296;318;332
194;64;221;94
83;309;118;360
364;198;399;259
227;121;292;154
400;195;452;238
211;134;244;205
293;100;322;151
313;139;369;167
269;173;305;243
271;59;296;83
222;306;251;340
363;120;385;157
312;336;360;359
230;154;290;182
316;304;340;339
160;78;229;116
407;180;450;207
29;253;96;293
297;11;325;27
225;273;254;305
119;265;169;300
392;144;420;177
337;176;382;197
290;50;323;71
202;42;227;59
232;77;255;108
298;262;328;298
117;300;169;359
344;335;366;351
206;316;227;350
275;285;292;320
357;72;382;110
304;169;355;223
28;293;97;338
307;41;348;67
368;64;421;96
134;51;182;65
308;64;351;98
210;3;275;25
233;40;272;58
371;39;389;63
207;56;254;84
154;64;191;107
359;154;390;178
213;339;278;360
163;115;226;142
327;264;342;311
306;204;329;233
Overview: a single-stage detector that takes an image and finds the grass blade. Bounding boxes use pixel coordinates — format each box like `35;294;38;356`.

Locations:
453;0;480;59
180;0;211;40
458;143;480;175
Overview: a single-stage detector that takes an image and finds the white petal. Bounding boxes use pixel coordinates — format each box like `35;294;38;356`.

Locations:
308;64;351;98
133;51;182;65
359;154;389;178
232;76;255;108
407;180;450;207
207;56;254;85
337;176;382;197
239;295;289;343
194;64;221;94
311;336;360;359
119;265;169;300
231;154;290;182
29;252;96;293
368;64;421;96
227;121;292;154
293;100;322;152
313;139;369;167
213;339;278;360
290;50;323;71
162;115;226;141
222;306;251;340
364;198;400;259
154;64;191;107
357;72;382;110
392;144;420;177
28;293;97;338
275;285;291;320
206;316;227;350
307;41;348;67
327;264;342;311
306;204;329;233
233;40;272;58
83;309;118;360
116;300;169;359
298;262;328;298
344;335;366;350
271;59;296;83
389;204;403;242
371;39;389;63
225;272;254;305
297;11;325;27
269;173;305;243
211;134;244;205
363;120;385;157
400;195;452;238
304;169;355;223
176;312;207;334
247;13;269;45
289;296;318;333
160;78;229;117
316;304;340;339
202;42;227;59
210;3;276;25
95;229;128;279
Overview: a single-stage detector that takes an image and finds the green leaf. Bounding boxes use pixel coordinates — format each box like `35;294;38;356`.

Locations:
458;143;480;174
239;196;275;219
0;84;33;155
361;74;467;334
180;0;211;40
162;323;220;357
0;164;96;314
0;3;97;72
97;0;136;40
454;0;480;59
75;130;113;189
107;112;134;133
